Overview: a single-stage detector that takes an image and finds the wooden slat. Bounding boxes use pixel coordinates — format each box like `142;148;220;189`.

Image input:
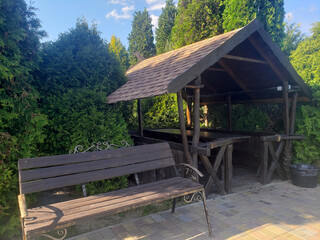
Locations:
29;177;184;217
20;149;173;182
26;178;186;221
25;179;203;236
20;157;174;194
19;142;169;170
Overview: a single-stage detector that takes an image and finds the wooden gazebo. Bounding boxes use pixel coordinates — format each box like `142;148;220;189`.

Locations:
107;19;312;194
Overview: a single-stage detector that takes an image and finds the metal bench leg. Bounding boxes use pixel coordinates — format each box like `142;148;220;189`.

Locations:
200;191;213;238
39;229;68;240
171;198;177;213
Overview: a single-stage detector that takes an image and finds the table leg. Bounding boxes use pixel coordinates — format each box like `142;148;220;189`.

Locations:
224;144;233;194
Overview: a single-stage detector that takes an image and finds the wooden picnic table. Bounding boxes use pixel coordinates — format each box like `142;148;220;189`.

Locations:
131;128;251;195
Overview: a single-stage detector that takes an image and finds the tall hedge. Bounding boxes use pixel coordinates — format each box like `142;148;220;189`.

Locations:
0;0;47;238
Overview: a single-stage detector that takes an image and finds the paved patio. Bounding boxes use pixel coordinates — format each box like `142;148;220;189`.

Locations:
68;181;320;240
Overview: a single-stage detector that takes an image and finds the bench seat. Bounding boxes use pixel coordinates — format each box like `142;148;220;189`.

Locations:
25;177;203;237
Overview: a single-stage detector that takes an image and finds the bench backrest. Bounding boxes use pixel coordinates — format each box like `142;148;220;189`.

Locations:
18;142;175;194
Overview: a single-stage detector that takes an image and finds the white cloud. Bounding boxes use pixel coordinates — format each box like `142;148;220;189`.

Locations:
106;5;134;19
309;5;318;12
285;12;294;21
108;0;127;5
148;3;165;11
146;0;159;4
146;0;166;11
150;14;159;30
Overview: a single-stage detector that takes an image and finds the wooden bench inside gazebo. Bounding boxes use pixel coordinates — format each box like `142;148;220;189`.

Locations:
107;19;312;195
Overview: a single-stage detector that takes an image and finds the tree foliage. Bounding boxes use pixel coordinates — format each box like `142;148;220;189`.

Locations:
0;0;47;238
109;34;130;70
155;0;177;54
171;0;224;48
143;94;180;129
128;9;155;65
281;21;305;57
291;22;320;165
222;0;285;46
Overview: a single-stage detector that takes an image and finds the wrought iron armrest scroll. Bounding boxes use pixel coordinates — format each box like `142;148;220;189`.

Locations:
176;163;204;177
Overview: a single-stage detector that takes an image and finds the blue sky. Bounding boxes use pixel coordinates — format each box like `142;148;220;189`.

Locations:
33;0;320;48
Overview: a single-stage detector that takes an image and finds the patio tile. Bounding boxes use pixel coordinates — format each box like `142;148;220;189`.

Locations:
67;182;320;240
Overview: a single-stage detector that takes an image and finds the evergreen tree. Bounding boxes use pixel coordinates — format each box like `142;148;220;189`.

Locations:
171;0;224;48
155;0;177;54
109;34;130;70
222;0;285;46
0;0;47;238
128;9;155;65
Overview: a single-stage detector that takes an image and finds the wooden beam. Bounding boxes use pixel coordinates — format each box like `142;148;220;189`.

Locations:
177;91;192;164
201;96;310;105
248;36;287;83
192;76;201;172
206;67;226;72
185;84;204;89
218;59;249;91
137;99;143;137
227;95;232;131
223;54;267;64
260;134;305;142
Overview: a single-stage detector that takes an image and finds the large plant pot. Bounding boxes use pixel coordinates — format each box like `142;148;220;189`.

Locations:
290;164;319;188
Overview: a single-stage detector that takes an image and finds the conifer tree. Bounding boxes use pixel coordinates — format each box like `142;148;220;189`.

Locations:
109;34;130;70
171;0;224;48
222;0;285;46
128;9;156;65
155;0;177;54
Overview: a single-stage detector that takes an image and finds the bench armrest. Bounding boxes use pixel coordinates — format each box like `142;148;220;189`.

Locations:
18;194;28;218
175;163;204;177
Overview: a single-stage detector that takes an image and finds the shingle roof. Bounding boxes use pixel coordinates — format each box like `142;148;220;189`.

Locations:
107;19;311;104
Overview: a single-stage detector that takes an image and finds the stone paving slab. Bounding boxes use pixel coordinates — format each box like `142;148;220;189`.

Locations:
68;181;320;240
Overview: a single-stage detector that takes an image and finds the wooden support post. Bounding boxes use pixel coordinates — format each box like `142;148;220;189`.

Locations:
283;81;290;135
260;142;269;184
138;99;143;137
203;104;208;127
282;81;291;178
177;91;192;164
224;144;233;193
186;98;192;127
192;76;201;171
227;95;232;131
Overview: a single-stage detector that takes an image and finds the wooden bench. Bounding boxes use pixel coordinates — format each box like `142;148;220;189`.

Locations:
18;142;213;239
